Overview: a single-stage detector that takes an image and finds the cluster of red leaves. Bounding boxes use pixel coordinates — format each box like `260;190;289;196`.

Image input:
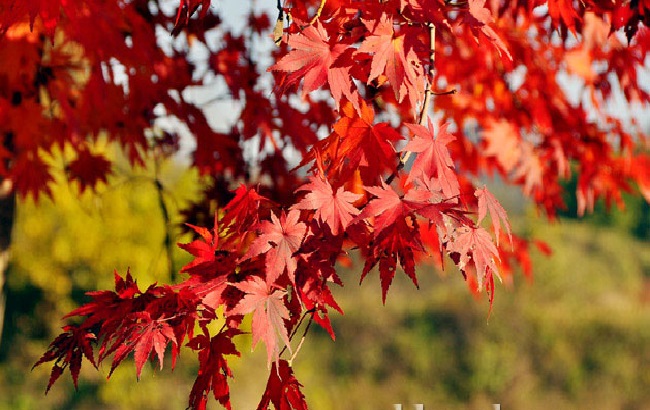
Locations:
6;0;646;409
0;0;228;198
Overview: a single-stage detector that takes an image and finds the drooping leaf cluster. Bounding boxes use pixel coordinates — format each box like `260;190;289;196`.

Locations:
0;0;646;408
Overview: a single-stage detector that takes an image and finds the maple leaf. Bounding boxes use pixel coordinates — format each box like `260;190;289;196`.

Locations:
228;276;292;367
61;269;142;336
295;220;345;338
129;312;177;379
11;154;53;200
67;150;111;193
172;0;212;36
482;119;521;173
475;186;512;246
352;184;431;302
357;14;425;109
105;310;178;379
360;220;424;304
297;272;343;340
464;0;512;59
547;0;582;36
512;141;544;197
178;213;235;280
243;210;306;285
404;119;460;198
329;101;403;180
187;328;241;410
256;360;308;410
293;175;362;235
269;21;359;110
222;184;270;237
33;324;97;393
356;181;428;237
447;225;501;290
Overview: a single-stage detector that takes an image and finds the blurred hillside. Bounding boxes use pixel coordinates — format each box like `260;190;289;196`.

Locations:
1;163;649;410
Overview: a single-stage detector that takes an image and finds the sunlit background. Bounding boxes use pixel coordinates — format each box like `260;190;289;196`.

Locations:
0;139;648;410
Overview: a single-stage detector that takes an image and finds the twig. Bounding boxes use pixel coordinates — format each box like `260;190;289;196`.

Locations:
153;160;175;282
432;89;457;96
274;0;284;45
279;308;315;358
288;315;313;366
419;24;436;126
309;0;327;25
385;24;437;185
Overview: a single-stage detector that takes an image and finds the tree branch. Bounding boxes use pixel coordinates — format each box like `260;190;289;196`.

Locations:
386;24;437;185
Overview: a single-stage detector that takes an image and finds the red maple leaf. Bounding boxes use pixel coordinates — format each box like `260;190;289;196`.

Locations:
178;213;235;277
465;0;512;59
447;225;500;290
177;215;236;311
228;276;292;367
106;310;177;379
352;183;431;302
222;184;270;238
256;360;308;410
359;220;424;304
269;21;359;110
296;272;343;340
357;14;425;109
404;119;460;198
295;220;345;339
243;209;306;285
356;182;429;237
172;0;212;35
129;312;177;379
475;186;512;246
11;154;53;200
33;324;97;393
330;101;403;180
547;0;582;36
187;328;241;410
66;149;111;193
293;175;362;235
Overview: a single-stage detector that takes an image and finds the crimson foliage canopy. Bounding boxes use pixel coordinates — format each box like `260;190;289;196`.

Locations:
0;0;647;408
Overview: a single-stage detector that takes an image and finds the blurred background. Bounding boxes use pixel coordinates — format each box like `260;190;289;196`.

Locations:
0;146;649;410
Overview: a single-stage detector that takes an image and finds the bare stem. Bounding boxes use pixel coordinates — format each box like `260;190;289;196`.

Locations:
385;24;437;185
309;0;327;25
280;308;315;358
153;160;175;282
274;0;284;45
288;315;313;366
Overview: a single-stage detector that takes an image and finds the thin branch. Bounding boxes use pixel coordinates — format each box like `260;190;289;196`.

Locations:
288;316;313;366
274;0;284;45
153;160;175;282
308;0;327;25
432;89;457;96
418;24;436;126
385;24;437;185
280;308;315;358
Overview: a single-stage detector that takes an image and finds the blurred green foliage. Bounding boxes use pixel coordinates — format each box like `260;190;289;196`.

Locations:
1;157;649;409
559;169;650;241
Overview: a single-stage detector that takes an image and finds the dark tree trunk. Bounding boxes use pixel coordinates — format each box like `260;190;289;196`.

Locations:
0;179;15;348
